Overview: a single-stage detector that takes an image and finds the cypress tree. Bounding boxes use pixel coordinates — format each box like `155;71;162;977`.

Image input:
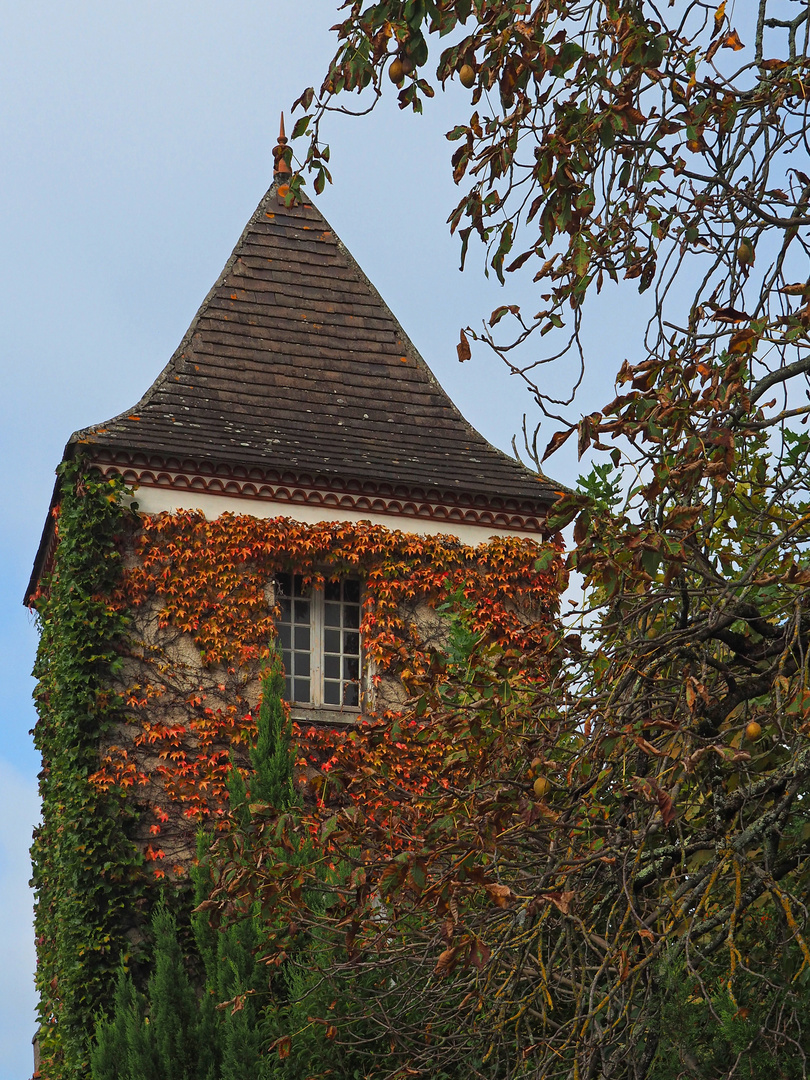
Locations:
249;645;298;811
146;905;208;1080
214;645;299;1079
90;966;143;1080
91;646;299;1080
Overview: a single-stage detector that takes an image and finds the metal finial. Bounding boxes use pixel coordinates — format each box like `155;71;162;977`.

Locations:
273;112;291;177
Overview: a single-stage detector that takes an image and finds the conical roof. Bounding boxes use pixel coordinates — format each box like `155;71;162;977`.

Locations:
71;181;558;506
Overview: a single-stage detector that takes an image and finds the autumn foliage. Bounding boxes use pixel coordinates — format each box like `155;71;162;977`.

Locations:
89;511;561;872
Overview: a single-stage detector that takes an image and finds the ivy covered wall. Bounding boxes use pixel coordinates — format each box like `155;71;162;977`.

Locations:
31;462;146;1079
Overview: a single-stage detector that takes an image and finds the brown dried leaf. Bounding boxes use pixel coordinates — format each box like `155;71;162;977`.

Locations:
457;329;471;363
688;676;711;705
634;735;666;758
664;505;701;532
435;946;460;977
469;937;492;969
655;785;677;826
533;254;558;280
484;883;513;907
540;891;576;915
541;425;576;462
490;304;520;327
270;1035;292;1060
711;306;751;323
706;36;723;64
728;328;757;354
685;680;697;712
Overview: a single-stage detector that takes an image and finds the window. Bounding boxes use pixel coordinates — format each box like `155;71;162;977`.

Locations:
275;573;362;710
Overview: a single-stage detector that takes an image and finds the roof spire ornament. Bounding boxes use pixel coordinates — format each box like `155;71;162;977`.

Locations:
273;112;292;178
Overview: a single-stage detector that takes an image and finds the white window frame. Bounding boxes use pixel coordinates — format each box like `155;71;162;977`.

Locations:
275;574;363;720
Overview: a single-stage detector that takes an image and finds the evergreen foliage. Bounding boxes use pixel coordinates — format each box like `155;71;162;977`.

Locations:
91;907;217;1080
249;647;297;811
648;947;810;1079
90;654;308;1080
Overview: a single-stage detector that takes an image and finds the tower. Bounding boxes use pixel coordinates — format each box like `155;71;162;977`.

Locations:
26;127;561;1078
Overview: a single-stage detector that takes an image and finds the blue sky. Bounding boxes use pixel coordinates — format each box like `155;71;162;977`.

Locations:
0;4;636;1076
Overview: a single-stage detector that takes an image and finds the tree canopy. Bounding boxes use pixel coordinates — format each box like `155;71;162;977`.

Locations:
214;3;810;1077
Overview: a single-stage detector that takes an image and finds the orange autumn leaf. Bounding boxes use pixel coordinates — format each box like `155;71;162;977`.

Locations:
722;29;744;51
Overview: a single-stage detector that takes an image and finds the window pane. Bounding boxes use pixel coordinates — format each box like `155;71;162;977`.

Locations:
293;575;307;598
343;631;360;655
343;682;359;707
293;678;310;703
325;655;340;679
343;579;360;604
344;605;360;629
284;676;292;700
324;602;341;627
294;625;310;651
324;628;340;654
294;652;310;679
294;600;310;624
325;579;341;602
278;624;291;650
344;657;359;681
324;681;341;705
276;573;291;597
278;598;292;623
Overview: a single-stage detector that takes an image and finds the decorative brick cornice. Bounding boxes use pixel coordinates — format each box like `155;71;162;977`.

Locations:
91;448;550;533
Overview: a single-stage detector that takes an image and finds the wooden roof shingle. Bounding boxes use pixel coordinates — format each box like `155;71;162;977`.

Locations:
69;181;559;507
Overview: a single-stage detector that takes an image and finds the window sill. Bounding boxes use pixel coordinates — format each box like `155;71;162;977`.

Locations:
289;704;365;727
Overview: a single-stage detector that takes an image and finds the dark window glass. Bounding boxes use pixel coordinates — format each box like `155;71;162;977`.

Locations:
324;681;340;705
325;655;340;679
277;574;311;704
344;579;361;604
343;683;359;707
344;657;359;681
344;605;360;629
324;628;341;654
325;579;341;602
